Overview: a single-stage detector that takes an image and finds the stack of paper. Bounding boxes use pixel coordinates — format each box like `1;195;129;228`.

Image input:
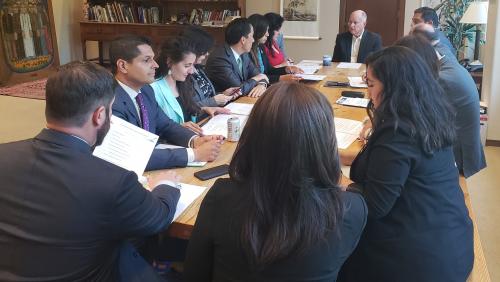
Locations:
348;76;368;88
296;60;323;74
297;74;327;81
334;117;363;149
337;62;362;69
93;115;159;178
202;103;254;138
173;183;207;221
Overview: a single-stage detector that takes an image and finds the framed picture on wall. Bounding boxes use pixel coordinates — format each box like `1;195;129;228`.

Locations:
280;0;320;40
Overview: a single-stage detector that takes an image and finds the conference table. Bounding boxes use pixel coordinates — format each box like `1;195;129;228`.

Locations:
151;63;490;281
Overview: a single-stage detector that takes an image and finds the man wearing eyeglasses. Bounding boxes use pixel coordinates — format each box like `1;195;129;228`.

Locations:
332;10;382;64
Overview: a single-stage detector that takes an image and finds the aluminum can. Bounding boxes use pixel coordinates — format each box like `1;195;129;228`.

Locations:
227;117;241;142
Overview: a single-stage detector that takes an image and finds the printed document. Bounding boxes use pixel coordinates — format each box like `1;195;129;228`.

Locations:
336;97;370;108
337;62;362;69
93;115;158;178
348;76;368;88
224;103;254;116
173;183;207;221
334;117;363;149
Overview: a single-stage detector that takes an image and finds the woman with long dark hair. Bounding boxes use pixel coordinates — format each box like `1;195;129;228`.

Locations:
263;12;287;67
179;26;242;108
184;82;367;281
338;46;473;282
248;14;302;83
395;33;486;178
151;37;229;134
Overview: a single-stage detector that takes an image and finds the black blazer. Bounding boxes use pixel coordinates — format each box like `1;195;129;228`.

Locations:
332;30;382;63
191;65;218;108
184;178;368;281
249;45;287;84
112;82;196;171
205;44;261;95
338;120;473;282
0;129;180;281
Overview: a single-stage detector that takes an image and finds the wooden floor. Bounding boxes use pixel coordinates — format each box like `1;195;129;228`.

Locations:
1;94;498;280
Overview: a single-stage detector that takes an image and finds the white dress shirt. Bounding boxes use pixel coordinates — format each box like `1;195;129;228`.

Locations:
350;30;364;63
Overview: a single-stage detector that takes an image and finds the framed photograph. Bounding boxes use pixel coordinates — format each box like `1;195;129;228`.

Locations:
280;0;320;40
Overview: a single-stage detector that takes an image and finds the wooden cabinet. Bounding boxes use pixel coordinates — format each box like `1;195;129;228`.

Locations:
80;0;245;64
0;0;59;86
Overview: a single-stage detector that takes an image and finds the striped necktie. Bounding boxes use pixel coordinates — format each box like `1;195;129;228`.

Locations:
135;92;150;131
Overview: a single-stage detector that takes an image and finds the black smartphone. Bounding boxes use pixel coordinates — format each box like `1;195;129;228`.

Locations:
194;164;229;181
324;81;349;87
341;91;365;98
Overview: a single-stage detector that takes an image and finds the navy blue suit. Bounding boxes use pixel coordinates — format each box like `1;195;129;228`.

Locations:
205;44;261;95
0;129;180;281
112;82;196;171
332;30;382;63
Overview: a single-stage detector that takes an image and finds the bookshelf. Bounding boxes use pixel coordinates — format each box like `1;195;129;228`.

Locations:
80;0;246;64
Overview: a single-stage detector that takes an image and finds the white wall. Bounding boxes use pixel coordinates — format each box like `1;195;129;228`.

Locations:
482;0;500;141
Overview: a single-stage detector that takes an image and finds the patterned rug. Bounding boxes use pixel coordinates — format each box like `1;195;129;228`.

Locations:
0;78;47;100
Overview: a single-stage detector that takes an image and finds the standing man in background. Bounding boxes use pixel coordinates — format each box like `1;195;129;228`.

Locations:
411;6;456;54
332;10;382;63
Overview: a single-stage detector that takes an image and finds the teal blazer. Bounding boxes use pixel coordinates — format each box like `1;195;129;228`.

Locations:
150;78;184;124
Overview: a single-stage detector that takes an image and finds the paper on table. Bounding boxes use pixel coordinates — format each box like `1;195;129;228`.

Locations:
297;60;323;65
224;103;253;116
348;76;368;88
173;183;207;221
93;115;159;178
297;74;326;81
202;114;249;138
155;144;207;167
336;132;360;150
337;62;362;69
334;117;363;149
336;97;370;108
296;65;321;74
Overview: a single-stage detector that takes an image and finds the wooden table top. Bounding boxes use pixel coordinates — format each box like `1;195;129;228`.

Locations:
150;63;490;281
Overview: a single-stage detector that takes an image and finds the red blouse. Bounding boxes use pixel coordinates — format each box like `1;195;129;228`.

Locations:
263;40;286;67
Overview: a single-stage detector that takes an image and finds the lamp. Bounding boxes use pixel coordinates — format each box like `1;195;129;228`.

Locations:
460;1;488;64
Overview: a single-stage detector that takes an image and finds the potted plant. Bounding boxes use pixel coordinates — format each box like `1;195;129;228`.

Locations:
434;0;476;58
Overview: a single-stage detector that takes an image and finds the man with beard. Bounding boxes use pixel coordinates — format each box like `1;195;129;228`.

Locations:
0;61;180;281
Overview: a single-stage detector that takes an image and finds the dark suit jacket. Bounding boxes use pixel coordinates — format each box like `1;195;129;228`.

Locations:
332;30;382;63
338;120;473;282
191;65;218;108
0;129;180;281
249;45;287;84
113;82;196;171
205;44;261;95
438;54;486;178
184;178;367;281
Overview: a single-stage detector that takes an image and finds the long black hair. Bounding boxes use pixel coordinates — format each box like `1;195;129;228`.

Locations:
155;37;200;118
230;82;344;269
248;14;269;70
365;46;455;154
264;12;284;58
